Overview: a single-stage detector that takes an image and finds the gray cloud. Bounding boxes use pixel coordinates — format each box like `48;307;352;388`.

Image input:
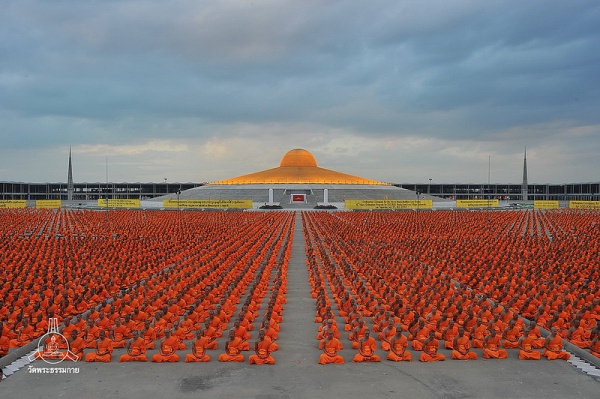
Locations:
1;0;599;183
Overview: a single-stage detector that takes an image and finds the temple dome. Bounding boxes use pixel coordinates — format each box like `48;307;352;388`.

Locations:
211;148;387;185
279;149;318;167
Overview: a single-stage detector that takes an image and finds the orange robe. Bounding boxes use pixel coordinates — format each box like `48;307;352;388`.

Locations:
143;327;156;349
386;335;412;362
526;327;545;349
471;325;487;348
451;336;478;360
483;336;508;359
419;339;446;362
519;336;541;360
318;338;344;364
569;327;591;349
119;338;148;362
411;327;430;351
185;337;211;362
9;325;35;348
218;337;245;362
249;340;276;365
84;326;100;348
379;327;396;351
111;326;128;348
66;337;86;361
233;326;251;351
503;327;521;349
151;337;180;362
543;335;570;360
352;337;380;362
0;336;10;357
85;338;113;362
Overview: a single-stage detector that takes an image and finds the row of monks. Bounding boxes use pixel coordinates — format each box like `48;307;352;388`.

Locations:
302;211;599;363
1;209;599;366
1;210;294;364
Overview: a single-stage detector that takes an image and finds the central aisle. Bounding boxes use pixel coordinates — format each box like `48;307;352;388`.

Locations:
275;212;318;364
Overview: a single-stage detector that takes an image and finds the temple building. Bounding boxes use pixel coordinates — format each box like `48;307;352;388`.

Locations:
212;148;387;186
160;148;437;209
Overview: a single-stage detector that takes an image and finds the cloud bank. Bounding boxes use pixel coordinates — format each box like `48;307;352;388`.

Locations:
1;0;599;183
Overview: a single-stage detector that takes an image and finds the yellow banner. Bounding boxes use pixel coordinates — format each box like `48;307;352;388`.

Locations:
456;199;499;208
97;199;141;208
569;201;600;209
0;200;27;209
36;200;62;209
344;200;433;210
534;200;559;209
163;199;252;209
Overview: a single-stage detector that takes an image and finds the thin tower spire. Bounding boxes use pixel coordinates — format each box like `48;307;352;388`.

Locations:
521;147;528;201
67;146;74;201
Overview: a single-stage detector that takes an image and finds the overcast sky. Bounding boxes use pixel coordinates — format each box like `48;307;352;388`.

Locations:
1;0;599;184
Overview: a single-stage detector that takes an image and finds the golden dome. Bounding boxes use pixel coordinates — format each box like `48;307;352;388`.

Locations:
279;149;318;167
211;148;388;186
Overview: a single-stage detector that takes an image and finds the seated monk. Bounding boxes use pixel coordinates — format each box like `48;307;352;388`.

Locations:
0;324;11;358
567;319;591;349
379;323;396;351
411;321;430;351
386;330;412;362
349;319;367;349
318;329;344;365
85;330;113;362
203;320;220;350
110;318;128;349
518;329;541;360
542;328;570;361
262;320;279;347
9;319;35;348
185;330;211;363
179;313;196;341
33;314;48;338
233;320;251;351
218;329;245;362
170;321;187;350
352;330;381;362
590;336;600;358
317;319;340;341
525;322;545;349
249;330;276;365
502;321;522;349
61;319;77;343
84;319;101;349
483;329;508;359
151;329;180;362
207;310;224;336
451;328;478;360
315;305;332;324
419;331;446;362
119;330;148;362
442;320;459;349
345;309;361;331
142;320;156;350
65;330;85;361
469;320;488;349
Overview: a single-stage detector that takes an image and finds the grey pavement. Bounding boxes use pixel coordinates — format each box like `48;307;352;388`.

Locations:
0;212;598;399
